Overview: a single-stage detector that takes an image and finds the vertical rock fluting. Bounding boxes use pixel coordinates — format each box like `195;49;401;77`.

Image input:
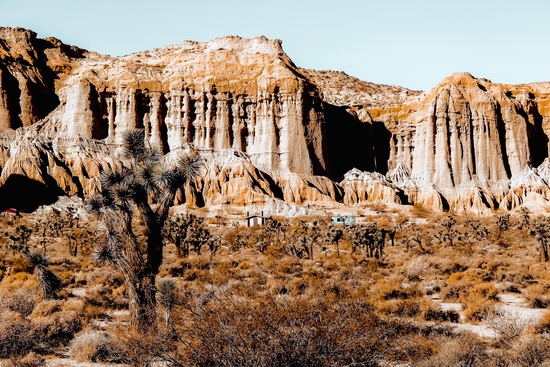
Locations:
4;27;550;213
0;28;61;131
377;73;550;213
42;36;330;179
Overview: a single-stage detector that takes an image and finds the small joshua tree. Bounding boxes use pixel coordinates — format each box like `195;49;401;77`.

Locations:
87;129;202;332
296;220;324;260
15;225;32;247
434;216;461;247
516;207;531;230
188;216;212;255
495;213;510;240
387;226;396;247
326;225;343;257
465;219;489;245
164;214;202;258
156;278;178;328
530;217;550;262
346;223;386;259
23;248;61;300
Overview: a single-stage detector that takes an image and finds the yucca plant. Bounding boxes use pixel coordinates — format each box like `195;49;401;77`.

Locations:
326;225;343;257
23;248;60;300
156;278;177;327
86;129;203;332
530;216;550;262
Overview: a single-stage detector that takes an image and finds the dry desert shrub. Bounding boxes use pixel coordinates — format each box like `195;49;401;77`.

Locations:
418;333;488;367
0;272;38;292
28;300;83;353
506;335;550;367
172;295;421;367
68;330;125;363
439;272;499;322
462;298;498;323
486;308;533;344
0;352;45;367
421;299;460;323
525;283;550;308
0;311;38;358
0;287;37;316
535;310;550;334
110;282;447;367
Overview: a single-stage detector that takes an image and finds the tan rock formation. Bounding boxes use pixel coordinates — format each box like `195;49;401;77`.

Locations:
45;35;328;178
277;173;343;204
372;72;550;213
340;168;401;206
2;27;550;215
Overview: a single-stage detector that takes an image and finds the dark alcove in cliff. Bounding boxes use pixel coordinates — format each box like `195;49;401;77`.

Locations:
323;104;375;181
0;174;60;212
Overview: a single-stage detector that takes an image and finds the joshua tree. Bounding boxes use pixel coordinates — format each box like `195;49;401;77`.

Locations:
346;223;386;259
386;226;397;247
34;217;50;252
156;278;178;328
402;223;427;254
263;218;282;246
296;220;324;260
86;129;202;332
15;225;32;247
465;219;489;245
23;248;61;300
326;225;343;257
185;217;211;255
516;207;531;230
230;234;249;252
495;213;510;239
530;217;550;262
164;214;200;258
434;216;461;246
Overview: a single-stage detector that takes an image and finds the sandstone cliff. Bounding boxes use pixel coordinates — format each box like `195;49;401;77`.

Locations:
2;26;550;215
371;72;550;213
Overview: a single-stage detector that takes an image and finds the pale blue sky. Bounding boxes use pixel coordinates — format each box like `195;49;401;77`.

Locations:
1;0;549;91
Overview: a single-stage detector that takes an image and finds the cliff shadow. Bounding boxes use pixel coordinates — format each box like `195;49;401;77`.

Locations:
0;174;59;212
28;38;62;119
0;64;23;129
372;121;391;175
525;96;548;168
323;103;375;182
495;104;512;179
90;83;108;139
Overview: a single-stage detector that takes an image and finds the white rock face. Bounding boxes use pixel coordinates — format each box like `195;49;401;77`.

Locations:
374;72;550;213
340;168;401;206
3;28;550;214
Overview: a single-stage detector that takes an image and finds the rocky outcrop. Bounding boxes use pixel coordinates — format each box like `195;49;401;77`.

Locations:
371;72;550;213
41;35;329;179
341;168;401;206
2;27;550;215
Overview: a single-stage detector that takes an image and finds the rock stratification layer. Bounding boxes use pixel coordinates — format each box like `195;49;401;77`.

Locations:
44;34;330;178
372;72;550;212
1;27;550;214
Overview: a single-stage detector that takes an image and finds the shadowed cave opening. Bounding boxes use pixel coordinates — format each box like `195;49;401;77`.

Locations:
0;174;60;212
323;103;376;181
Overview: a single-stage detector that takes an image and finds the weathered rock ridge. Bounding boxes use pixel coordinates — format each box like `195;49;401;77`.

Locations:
372;72;550;213
1;27;550;214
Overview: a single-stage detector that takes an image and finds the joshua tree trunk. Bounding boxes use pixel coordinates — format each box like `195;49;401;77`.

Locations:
541;238;549;262
125;273;157;331
87;129;202;333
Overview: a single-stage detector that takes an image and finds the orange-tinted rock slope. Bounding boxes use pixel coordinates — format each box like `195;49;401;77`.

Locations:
1;27;550;214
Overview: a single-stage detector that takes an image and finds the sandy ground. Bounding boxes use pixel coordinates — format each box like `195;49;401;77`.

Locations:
433;292;547;338
45;360;129;367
